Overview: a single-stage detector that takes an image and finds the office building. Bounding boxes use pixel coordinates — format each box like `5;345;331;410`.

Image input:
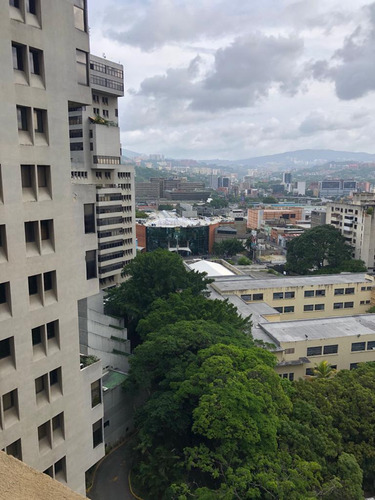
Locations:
247;207;304;229
319;179;357;197
326;193;375;270
282;172;292;185
0;0;106;494
69;54;136;289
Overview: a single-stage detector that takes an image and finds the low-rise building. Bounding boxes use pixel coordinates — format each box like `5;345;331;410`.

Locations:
248;207;304;229
210;273;375;321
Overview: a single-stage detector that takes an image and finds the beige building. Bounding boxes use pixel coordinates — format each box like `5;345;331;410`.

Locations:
211;274;375;321
262;315;375;380
326;193;375;271
0;0;105;494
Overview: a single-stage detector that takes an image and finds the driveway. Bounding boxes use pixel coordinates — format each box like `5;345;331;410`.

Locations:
88;437;139;500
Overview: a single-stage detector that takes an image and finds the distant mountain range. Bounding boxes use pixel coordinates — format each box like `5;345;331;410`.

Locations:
203;149;375;170
123;148;375;171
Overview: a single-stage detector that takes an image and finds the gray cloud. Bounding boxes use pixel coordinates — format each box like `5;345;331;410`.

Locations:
308;3;375;100
135;33;304;112
299;110;368;136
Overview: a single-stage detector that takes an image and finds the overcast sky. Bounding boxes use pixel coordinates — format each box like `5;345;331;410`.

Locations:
89;0;375;160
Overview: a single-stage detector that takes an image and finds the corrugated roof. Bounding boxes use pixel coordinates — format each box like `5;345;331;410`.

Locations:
188;260;234;277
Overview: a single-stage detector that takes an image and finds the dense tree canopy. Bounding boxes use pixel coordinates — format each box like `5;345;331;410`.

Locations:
212;238;244;257
105;249;212;322
286;225;366;274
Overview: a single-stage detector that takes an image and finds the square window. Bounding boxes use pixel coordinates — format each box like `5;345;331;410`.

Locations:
284;291;295;299
304;290;314;297
333;302;343;309
305;368;314;376
284;306;294;313
315;304;325;311
344;302;354;308
345;288;355;295
350;363;359;370
334;288;344;295
304;304;313;311
367;341;375;351
252;293;263;301
273;292;283;300
315;290;326;297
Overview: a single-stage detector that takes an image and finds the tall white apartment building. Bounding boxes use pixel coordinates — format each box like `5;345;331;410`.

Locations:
326;193;375;271
69;54;136;289
0;0;106;494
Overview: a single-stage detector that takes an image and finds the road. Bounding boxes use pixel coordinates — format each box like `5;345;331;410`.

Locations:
88;437;138;500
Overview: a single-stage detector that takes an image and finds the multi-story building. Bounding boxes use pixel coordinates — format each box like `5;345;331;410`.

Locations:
0;0;105;493
326;193;375;270
247;207;304;229
69;54;136;289
210;273;375;321
319;179;357;197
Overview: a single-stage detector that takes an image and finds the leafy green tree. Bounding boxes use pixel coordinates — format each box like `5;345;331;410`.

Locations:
137;289;251;340
212;238;244;257
286;225;354;274
105;249;212;322
209;197;228;209
237;256;252;265
262;196;278;204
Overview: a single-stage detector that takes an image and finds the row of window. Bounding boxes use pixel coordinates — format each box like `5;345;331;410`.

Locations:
98;238;133;251
90;61;123;79
306;341;375;357
274;306;294;314
97;227;132;239
17;105;48;144
12;42;43;82
9;0;40;25
93;155;121;165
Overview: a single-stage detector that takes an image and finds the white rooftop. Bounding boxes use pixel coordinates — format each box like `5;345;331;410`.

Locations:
261;314;375;344
142;210;221;227
188;260;234;277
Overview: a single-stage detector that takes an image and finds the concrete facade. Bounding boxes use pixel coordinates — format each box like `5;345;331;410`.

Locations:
326;193;375;270
0;0;105;494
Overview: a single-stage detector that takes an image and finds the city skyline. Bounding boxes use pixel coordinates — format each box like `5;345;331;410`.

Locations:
89;0;375;159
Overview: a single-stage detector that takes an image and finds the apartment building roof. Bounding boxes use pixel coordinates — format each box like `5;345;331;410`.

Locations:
261;314;375;343
213;273;370;293
0;452;84;500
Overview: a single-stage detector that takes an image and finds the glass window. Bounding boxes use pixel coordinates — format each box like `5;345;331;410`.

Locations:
76;49;88;85
315;290;325;296
3;389;16;412
12;43;24;71
284;348;295;354
32;326;42;345
21;165;33;188
37;165;49;188
323;344;338;355
274;307;283;313
367;341;375;351
334;288;344;295
84;204;95;233
91;380;101;407
285;291;295;299
43;271;53;291
29;48;42;75
241;294;251;302
86;250;97;279
307;346;322;356
344;302;354;308
284;306;294;313
34;109;44;133
305;368;314;376
17;106;28;131
304;304;313;311
350;363;359;370
315;304;325;310
74;0;86;31
28;275;39;295
0;337;11;359
351;342;365;352
304;290;314;297
10;0;20;7
252;293;263;301
27;0;37;14
345;287;355;295
92;419;103;448
25;222;36;243
273;292;283;300
333;302;343;309
46;320;57;340
35;375;45;394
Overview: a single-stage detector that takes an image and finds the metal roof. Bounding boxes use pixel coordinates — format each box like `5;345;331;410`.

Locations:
261;314;375;343
188;260;234;277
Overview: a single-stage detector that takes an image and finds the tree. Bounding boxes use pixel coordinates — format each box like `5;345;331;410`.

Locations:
137;289;251;340
262;196;278;204
105;249;212;324
209;197;228;209
312;361;337;379
212;238;244;257
286;225;354;274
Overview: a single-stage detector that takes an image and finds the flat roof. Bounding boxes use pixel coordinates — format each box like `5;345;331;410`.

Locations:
213;273;370;293
141;210;221;227
102;369;127;390
261;314;375;343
